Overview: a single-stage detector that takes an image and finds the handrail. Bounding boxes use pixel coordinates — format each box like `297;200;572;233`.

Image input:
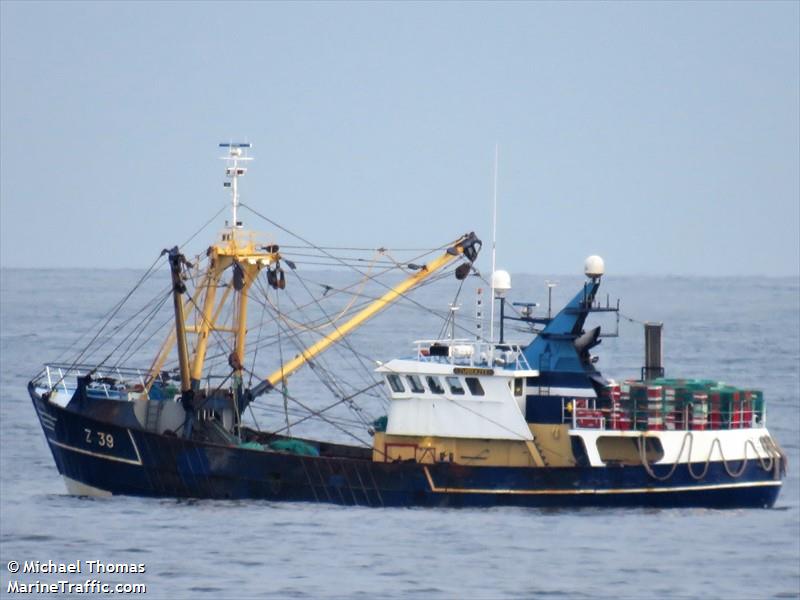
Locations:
40;362;152;379
35;363;155;398
412;339;533;371
562;396;765;432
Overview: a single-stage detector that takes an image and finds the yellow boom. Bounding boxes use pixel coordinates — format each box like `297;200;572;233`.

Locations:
258;232;481;393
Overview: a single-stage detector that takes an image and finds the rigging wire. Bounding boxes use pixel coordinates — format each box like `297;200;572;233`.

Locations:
249;263;464;339
121;311;178;370
435;277;466;341
244;258;384;398
259;243;443;325
216;243;467;361
253;276;375;428
45;204;230;388
247;283;268;388
272;282;292;435
619;312;646;325
258;251;381;336
231;338;378;444
252;380;385;434
251;376;376;449
247;402;367;430
278;244;438;252
203;265;479;375
187;264;484;378
280;267;386;418
49;253;166;391
179;203;229;249
82;282;171;366
103;291;172;370
240;202;476;334
246;402;262;432
280;250;411;265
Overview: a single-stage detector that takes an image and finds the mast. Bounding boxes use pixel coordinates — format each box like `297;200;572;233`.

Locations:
220;142;251;229
189;267;221;388
490;144;498;342
164;247;193;393
213;143;283;395
152;143;281;397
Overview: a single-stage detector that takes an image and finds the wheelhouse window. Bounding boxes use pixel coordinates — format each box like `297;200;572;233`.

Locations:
514;378;524;397
386;374;405;393
406;375;425;393
446;376;465;395
465;377;484;396
426;376;445;394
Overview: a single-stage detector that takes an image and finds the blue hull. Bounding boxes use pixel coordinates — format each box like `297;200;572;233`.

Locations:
31;389;782;509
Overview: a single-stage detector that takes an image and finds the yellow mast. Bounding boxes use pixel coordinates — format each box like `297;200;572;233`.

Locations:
189;265;221;385
158;143;280;400
184;236;278;387
189;254;233;387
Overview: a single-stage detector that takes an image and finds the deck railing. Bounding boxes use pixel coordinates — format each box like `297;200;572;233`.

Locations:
564;396;765;431
37;363;152;396
412;339;534;371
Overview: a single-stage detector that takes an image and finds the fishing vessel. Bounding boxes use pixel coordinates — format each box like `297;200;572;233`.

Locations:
29;144;786;507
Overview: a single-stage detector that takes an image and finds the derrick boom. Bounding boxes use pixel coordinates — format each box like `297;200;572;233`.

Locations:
251;232;482;398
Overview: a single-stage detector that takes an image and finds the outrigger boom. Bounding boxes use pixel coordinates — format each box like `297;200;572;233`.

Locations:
251;232;482;398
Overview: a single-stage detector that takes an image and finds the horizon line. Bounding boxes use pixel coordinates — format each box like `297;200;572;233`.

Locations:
0;265;798;279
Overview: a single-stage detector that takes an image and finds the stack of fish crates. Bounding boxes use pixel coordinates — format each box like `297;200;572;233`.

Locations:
601;383;630;430
646;385;663;430
573;397;604;428
606;379;764;432
621;382;660;431
655;379;761;431
662;386;677;430
711;384;752;429
690;390;709;430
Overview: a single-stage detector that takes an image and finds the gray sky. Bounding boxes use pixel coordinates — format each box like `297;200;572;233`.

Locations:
1;1;798;276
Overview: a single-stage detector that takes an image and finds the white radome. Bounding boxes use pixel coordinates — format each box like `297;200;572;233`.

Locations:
491;270;512;297
584;255;605;278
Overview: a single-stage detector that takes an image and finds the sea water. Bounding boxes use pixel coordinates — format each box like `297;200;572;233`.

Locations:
1;269;798;599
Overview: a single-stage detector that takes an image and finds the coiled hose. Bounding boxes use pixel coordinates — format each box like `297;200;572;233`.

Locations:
637;431;782;482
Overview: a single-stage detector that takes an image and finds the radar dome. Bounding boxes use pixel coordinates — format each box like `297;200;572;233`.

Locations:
491;270;511;297
584;255;605;278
